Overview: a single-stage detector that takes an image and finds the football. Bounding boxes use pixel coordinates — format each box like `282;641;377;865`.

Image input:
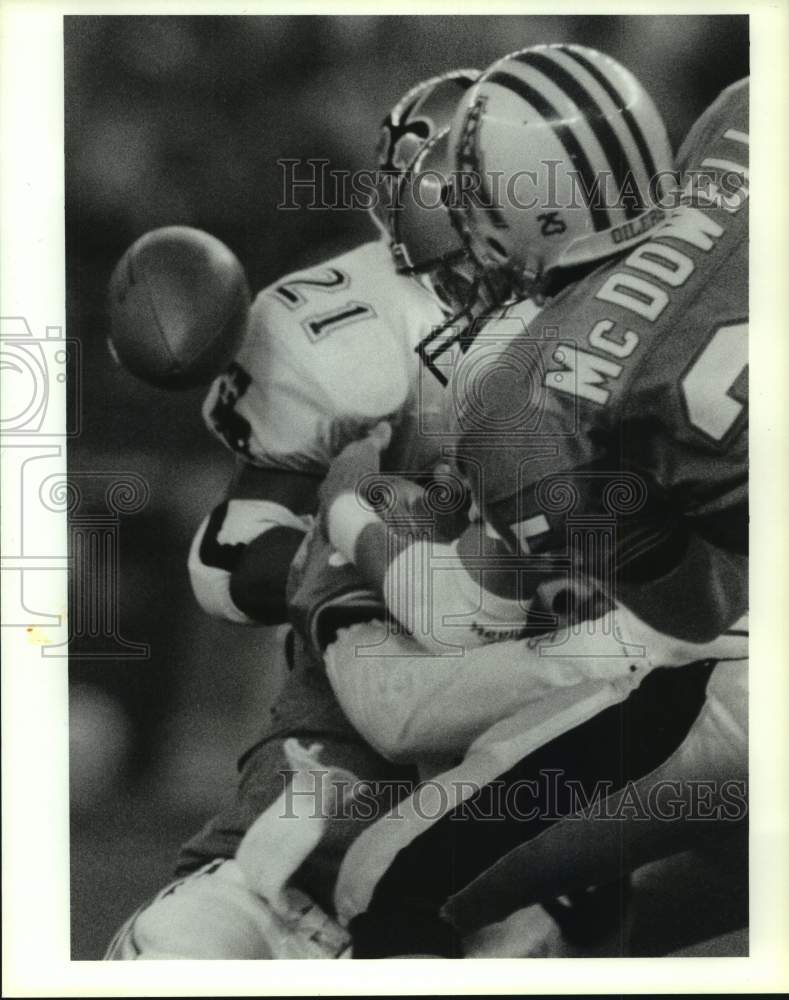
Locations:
107;226;250;389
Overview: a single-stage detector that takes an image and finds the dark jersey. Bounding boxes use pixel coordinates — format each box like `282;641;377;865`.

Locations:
451;79;749;641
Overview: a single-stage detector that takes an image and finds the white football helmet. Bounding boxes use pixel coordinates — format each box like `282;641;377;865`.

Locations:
448;44;675;303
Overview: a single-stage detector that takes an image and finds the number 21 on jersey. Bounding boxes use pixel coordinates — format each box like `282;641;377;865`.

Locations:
272;268;376;342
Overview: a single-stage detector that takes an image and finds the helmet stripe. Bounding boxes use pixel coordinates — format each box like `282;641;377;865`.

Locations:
557;45;659;188
486;70;611;232
549;47;653;205
514;50;642;219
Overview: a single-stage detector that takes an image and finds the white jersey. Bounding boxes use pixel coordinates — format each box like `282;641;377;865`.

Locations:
202;240;446;475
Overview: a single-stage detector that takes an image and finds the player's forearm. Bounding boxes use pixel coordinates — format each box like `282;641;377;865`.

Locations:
326;508;425;633
614;531;748;643
190;463;320;625
352;518;410;596
229;526;308;624
328;501;531;650
325;493;436;632
189;498;309;625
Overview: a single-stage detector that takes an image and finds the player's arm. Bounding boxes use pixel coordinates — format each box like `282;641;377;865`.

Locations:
612;517;747;644
325;604;748;766
348;472;744;650
481;453;748;645
189;460;319;625
479;469;747;646
321;425;541;652
612;82;750;642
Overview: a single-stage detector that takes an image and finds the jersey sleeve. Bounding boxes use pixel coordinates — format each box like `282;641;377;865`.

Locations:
188;495;311;625
622;78;749;528
612;80;749;638
188;462;317;625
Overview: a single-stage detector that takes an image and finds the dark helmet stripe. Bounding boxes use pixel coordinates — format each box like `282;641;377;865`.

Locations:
486;70;611;232
514;50;642;219
557;45;659;186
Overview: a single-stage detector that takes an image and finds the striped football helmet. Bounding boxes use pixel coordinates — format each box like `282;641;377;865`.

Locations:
371;69;480;242
448;45;674;303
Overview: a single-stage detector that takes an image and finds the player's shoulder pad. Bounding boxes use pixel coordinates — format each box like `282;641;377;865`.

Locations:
245;240;422;412
255;239;427;331
676;78;749;176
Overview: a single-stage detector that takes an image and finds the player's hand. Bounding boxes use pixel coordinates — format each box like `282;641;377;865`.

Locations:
319;421;392;512
319;422;392;560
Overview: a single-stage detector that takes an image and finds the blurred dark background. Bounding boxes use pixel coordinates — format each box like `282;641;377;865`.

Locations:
65;15;749;959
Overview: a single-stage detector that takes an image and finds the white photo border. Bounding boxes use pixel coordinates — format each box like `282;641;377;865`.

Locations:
1;1;787;995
